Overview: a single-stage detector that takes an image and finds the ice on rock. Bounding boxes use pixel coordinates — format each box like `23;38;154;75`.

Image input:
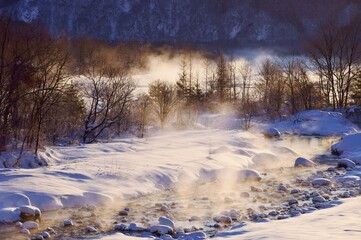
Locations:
22;221;39;229
294;157;315;167
159;216;175;229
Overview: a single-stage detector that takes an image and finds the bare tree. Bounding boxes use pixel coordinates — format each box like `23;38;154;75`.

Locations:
279;57;315;114
82;49;135;143
133;93;152;138
255;58;285;120
307;20;361;109
149;80;178;128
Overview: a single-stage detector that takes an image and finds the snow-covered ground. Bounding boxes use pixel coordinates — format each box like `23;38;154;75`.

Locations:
1;110;361;239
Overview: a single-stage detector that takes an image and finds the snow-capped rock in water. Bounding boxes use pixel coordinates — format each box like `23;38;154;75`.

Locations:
238;169;262;182
294;157;315;167
337;159;356;169
263;128;281;138
19;205;41;221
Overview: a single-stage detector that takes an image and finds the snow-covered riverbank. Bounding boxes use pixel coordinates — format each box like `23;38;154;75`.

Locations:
1;110;361;239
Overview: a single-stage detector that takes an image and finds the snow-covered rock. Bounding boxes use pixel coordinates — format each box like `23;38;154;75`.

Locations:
128;223;147;231
263;128;281;138
114;223;127;231
119;210;129;216
288;198;298;205
224;196;234;203
64;220;74;226
22;221;39;229
294;157;315;167
35;235;44;240
149;225;174;235
159;217;174;229
238;169;262;182
41;231;51;238
0;193;31;208
252;153;279;166
0;207;21;223
312;178;332;187
337;159;356;169
272;110;359;136
19;205;41;221
178;231;207;239
331;133;361;155
19;228;30;235
213;215;232;224
312;196;326;203
86;226;98;233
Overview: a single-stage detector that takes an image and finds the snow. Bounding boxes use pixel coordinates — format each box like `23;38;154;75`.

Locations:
216;197;361;240
268;110;359;136
1;110;361;239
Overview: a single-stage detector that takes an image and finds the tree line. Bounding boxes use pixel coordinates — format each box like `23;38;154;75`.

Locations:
0;15;361;166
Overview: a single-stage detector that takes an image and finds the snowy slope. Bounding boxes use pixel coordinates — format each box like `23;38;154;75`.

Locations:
216;197;361;240
266;110;359;136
